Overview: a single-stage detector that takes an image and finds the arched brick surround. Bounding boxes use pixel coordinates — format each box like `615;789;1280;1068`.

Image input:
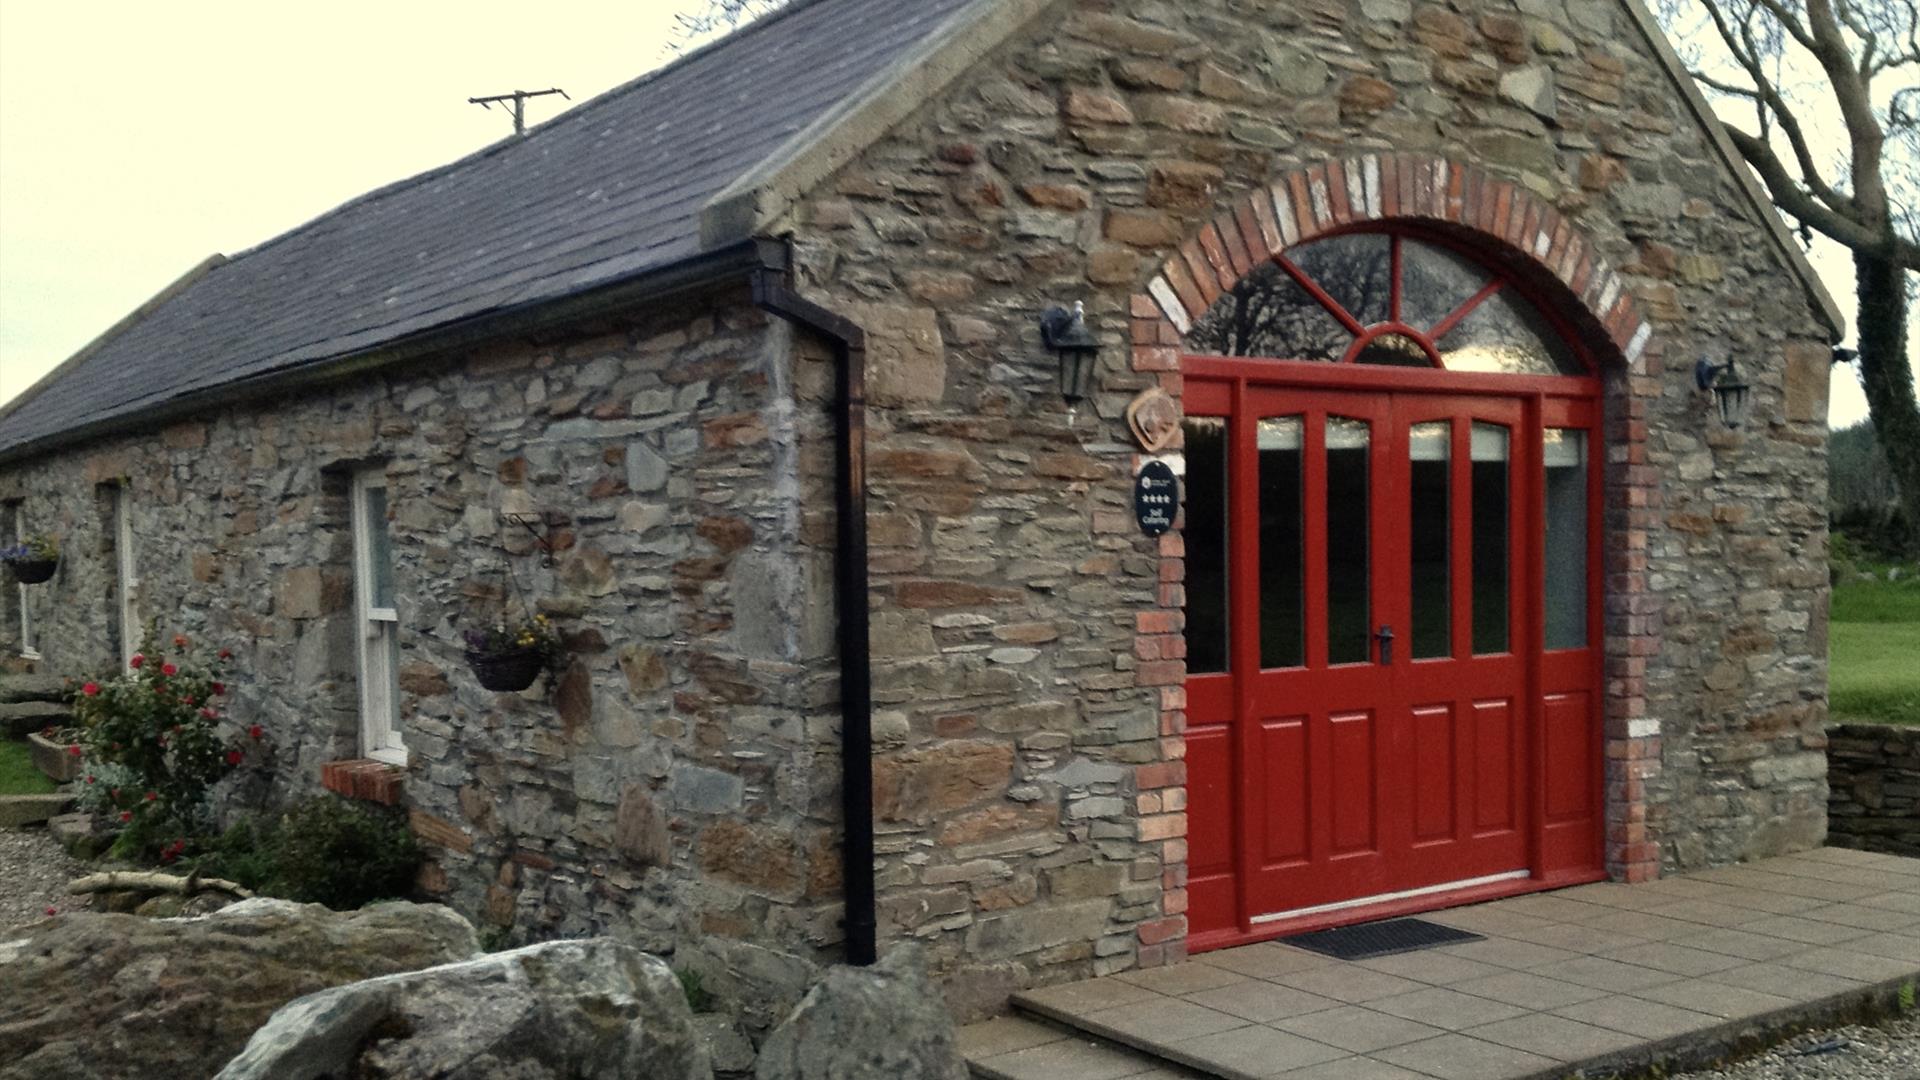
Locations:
1126;155;1663;965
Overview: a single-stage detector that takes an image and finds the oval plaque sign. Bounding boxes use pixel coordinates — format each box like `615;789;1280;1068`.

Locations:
1134;460;1177;537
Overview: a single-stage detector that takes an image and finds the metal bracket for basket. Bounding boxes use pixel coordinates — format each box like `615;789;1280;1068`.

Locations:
502;512;563;568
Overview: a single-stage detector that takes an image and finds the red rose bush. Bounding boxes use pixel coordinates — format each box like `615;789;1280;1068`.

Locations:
71;635;255;849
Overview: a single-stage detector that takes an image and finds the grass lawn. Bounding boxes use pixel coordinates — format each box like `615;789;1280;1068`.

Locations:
0;739;57;796
1830;571;1920;725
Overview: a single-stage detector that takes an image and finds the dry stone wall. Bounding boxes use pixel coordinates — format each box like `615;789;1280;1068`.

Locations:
1828;724;1920;857
0;286;844;1028
775;0;1833;1008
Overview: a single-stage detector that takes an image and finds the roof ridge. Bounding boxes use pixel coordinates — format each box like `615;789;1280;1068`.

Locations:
220;0;839;268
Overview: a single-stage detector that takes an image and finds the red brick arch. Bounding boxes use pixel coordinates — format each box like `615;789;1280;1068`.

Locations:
1139;155;1652;366
1123;155;1663;969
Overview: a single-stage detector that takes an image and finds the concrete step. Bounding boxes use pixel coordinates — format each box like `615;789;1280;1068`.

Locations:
0;700;72;740
1003;990;1248;1080
960;1012;1205;1080
0;674;68;704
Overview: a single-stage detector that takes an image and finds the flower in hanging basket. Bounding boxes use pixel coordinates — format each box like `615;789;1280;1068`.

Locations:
463;614;560;692
1;534;59;584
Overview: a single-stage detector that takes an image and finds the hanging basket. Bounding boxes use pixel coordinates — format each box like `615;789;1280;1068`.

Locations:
6;558;57;585
465;646;546;692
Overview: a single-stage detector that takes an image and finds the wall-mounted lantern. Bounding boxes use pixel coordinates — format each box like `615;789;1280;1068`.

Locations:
1695;356;1752;429
1040;301;1100;405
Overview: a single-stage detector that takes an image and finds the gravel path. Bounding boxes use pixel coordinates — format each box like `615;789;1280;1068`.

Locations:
0;827;84;929
1675;1015;1920;1079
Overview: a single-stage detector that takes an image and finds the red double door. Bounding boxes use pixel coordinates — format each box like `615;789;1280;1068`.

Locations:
1183;369;1603;949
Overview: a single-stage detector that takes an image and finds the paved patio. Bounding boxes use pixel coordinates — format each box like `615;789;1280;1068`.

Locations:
960;847;1920;1080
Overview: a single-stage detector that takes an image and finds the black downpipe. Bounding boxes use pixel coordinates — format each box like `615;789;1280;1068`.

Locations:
750;263;876;967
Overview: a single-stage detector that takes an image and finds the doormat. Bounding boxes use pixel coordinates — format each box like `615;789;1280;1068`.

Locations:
1282;917;1484;961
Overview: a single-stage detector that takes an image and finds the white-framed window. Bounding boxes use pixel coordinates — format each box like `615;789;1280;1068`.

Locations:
112;485;139;668
6;503;37;660
351;467;405;764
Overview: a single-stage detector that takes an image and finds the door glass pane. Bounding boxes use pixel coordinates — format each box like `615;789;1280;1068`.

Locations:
1326;417;1371;665
1187;261;1354;361
1289;233;1393;327
1439;288;1584;375
1471;423;1510;655
365;483;395;608
1401;238;1490;333
1353;332;1432;368
1409;421;1451;659
1259;417;1305;669
1184;418;1230;674
1544;429;1588;650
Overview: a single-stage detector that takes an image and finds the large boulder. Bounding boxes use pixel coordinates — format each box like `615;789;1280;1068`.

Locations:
216;938;712;1080
0;898;480;1080
753;947;966;1080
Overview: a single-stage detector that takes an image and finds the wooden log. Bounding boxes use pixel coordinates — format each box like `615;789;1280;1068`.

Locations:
67;871;254;899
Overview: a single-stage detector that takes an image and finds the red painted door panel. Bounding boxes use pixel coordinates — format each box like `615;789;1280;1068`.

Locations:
1183;374;1600;946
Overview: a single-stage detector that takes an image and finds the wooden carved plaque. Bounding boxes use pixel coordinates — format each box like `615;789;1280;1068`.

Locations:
1126;387;1180;453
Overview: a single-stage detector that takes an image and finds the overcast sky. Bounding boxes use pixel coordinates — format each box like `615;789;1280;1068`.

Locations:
0;1;1891;427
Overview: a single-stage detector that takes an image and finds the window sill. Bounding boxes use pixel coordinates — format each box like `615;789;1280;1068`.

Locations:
320;758;406;806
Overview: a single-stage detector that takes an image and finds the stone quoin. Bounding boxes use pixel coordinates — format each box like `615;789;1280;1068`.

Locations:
0;0;1839;1029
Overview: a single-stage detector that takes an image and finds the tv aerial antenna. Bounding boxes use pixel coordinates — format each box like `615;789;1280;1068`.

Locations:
468;88;570;135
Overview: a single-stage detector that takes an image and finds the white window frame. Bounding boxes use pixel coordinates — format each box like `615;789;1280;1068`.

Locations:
351;468;405;765
9;504;37;661
113;486;139;668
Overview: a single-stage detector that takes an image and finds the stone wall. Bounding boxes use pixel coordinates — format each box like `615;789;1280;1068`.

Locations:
774;0;1832;1009
1828;724;1920;857
0;285;845;1032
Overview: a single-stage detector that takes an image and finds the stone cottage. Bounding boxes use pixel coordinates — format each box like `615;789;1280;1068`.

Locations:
0;0;1841;1023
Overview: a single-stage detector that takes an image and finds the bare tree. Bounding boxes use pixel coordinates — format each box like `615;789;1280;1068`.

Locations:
672;0;790;49
1665;0;1920;548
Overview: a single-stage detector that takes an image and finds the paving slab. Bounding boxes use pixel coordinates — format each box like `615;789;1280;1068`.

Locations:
964;849;1920;1080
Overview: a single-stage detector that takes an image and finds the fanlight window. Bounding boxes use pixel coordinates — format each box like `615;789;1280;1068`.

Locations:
1186;232;1588;376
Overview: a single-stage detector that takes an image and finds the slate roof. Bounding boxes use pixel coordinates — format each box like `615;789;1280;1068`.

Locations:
0;0;981;457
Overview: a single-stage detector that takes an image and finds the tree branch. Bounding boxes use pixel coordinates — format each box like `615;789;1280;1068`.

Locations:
1726;124;1920;266
1698;0;1854;212
1806;0;1891;214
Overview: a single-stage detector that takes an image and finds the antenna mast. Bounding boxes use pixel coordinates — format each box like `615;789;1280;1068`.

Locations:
467;88;570;135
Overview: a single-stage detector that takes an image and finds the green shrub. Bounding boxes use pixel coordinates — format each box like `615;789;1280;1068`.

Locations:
676;968;715;1013
187;796;419;910
269;796;420;909
192;816;283;893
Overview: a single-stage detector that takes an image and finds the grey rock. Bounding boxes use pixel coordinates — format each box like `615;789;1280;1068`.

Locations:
697;1014;758;1078
754;947;967;1080
0;899;480;1080
1265;45;1331;97
628;441;669;493
1500;65;1558;122
216;938;712;1080
1359;0;1412;20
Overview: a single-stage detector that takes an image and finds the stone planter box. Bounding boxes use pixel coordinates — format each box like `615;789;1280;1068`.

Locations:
27;731;82;783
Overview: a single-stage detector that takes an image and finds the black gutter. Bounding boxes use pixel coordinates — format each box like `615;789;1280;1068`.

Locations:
750;259;877;968
0;239;785;469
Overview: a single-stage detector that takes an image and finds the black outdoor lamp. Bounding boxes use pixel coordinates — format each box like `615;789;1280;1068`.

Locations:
1041;301;1101;405
1695;355;1753;428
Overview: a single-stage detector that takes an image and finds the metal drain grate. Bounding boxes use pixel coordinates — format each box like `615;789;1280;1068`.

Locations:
1282;917;1484;961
